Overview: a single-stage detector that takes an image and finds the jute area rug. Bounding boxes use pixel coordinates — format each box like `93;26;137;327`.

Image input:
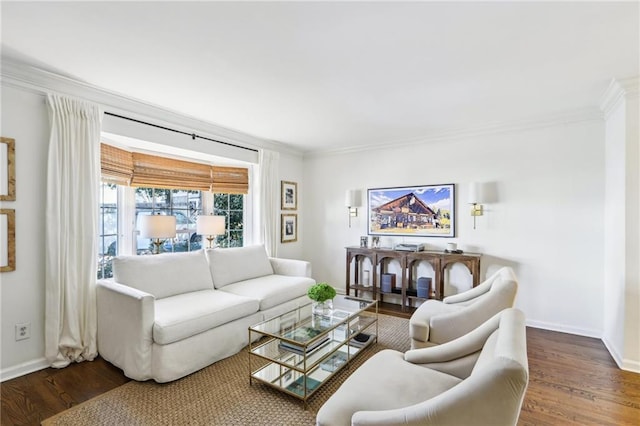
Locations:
42;314;410;426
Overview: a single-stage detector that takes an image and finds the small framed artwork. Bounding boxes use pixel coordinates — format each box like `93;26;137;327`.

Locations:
281;181;297;210
360;236;368;248
0;209;16;272
0;137;16;201
281;213;298;243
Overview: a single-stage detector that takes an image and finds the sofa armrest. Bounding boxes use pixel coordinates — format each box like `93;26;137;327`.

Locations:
96;279;155;381
269;257;312;277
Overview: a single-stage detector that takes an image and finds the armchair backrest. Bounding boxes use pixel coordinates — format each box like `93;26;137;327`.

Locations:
429;275;517;344
443;266;517;305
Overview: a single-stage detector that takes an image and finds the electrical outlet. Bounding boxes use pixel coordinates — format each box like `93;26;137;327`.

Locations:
15;322;31;341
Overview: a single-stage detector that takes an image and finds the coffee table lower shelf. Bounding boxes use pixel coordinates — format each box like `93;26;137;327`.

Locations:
250;339;375;402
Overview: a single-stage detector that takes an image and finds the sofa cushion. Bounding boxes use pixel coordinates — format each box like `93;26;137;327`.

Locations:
113;251;213;299
206;245;274;289
219;274;316;311
153;289;259;345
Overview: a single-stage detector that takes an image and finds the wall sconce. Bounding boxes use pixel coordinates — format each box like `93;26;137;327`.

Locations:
345;189;362;228
468;182;484;230
196;215;226;249
140;214;177;254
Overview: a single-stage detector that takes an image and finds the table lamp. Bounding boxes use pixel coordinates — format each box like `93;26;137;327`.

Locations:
196;215;226;249
140;214;177;254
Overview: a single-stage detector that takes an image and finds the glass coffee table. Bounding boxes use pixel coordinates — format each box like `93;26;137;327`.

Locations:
249;295;378;403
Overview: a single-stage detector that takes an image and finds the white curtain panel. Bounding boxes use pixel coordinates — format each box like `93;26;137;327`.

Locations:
45;94;102;368
258;149;279;257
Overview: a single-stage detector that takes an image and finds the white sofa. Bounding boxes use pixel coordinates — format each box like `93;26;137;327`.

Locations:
96;245;315;383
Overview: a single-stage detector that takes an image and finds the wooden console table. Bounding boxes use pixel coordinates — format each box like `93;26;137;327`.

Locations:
345;247;481;312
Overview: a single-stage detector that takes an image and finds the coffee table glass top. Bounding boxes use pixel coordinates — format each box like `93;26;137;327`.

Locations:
250;295;375;343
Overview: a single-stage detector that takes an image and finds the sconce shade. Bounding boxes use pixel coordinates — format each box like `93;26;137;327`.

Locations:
197;215;226;236
140;215;177;239
345;189;362;207
468;182;481;204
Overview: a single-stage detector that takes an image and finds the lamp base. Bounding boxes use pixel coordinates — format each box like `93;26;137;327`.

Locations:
206;236;215;249
152;239;163;255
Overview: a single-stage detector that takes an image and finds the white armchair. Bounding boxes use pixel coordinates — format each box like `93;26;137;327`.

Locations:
316;308;529;426
410;266;518;349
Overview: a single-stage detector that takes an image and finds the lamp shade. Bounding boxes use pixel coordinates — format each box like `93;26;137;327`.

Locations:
196;215;226;236
139;214;176;239
468;182;481;204
345;189;361;207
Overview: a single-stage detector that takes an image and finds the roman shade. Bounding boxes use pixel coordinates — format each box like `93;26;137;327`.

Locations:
100;144;133;186
100;143;248;193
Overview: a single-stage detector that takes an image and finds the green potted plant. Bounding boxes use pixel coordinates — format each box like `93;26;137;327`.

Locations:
307;282;337;315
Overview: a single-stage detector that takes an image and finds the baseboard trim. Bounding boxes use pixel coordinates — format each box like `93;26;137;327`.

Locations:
525;319;601;339
602;336;640;374
1;357;49;382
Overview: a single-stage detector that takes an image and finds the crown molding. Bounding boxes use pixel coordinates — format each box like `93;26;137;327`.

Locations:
600;76;640;119
0;57;304;158
306;107;604;158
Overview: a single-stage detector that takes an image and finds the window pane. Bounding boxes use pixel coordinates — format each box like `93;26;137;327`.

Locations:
212;193;244;248
101;207;118;235
229;211;243;230
229;194;243;210
98;182;118;279
228;231;243;247
214;193;229;210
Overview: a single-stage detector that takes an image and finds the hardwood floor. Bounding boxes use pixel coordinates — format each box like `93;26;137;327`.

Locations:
519;328;640;425
2;328;639;425
1;356;129;426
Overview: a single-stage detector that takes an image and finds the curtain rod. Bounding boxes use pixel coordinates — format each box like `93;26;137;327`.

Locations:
104;112;259;153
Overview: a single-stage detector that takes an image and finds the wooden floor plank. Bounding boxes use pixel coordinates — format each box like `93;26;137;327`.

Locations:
1;327;639;426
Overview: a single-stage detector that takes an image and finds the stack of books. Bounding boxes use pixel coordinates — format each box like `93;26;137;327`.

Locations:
349;332;374;348
279;326;329;354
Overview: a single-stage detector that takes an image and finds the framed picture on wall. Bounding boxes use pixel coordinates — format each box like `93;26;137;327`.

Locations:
0;209;16;272
0;137;16;201
281;181;297;210
281;213;298;243
368;183;455;238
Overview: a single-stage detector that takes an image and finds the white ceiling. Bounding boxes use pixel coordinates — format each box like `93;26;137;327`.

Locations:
2;1;638;153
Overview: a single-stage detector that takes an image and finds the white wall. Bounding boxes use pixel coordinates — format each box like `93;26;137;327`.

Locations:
0;85;50;377
303;120;606;336
603;80;640;372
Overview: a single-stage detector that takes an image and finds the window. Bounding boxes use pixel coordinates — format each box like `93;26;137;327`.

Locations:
98;182;118;279
97;185;246;258
98;142;250;264
213;193;244;247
